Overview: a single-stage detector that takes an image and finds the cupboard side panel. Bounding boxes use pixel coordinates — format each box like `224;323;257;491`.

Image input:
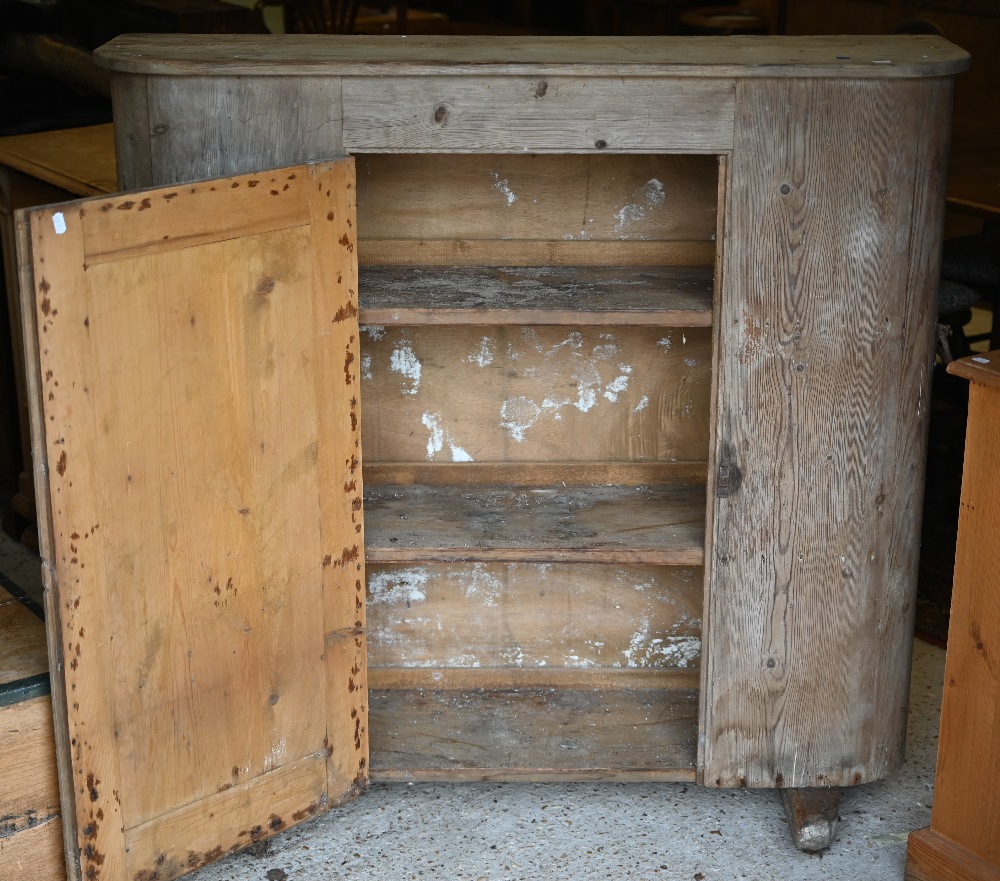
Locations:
112;74;347;188
702;77;950;788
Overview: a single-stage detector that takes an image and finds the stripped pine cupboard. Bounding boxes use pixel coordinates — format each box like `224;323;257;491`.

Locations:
11;35;968;881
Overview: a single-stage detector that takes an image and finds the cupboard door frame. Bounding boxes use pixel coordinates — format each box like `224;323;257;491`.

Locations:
17;159;367;881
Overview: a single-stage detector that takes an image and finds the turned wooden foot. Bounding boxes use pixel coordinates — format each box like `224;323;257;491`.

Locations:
780;788;841;852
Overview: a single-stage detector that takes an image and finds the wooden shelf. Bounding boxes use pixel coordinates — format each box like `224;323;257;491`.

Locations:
364;483;705;564
368;683;698;782
357;265;713;326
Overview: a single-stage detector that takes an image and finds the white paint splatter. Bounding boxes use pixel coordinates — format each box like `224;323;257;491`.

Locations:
363;325;386;341
464;563;502;607
367;567;429;605
361;353;373;380
622;624;702;669
657;336;672;350
422;412;474;462
421;413;444;457
633;395;650;413
603;365;633;402
489;170;517;206
613;179;666;235
500;396;542;442
592;343;618;361
684;357;701;367
389;341;421;394
467;336;494;367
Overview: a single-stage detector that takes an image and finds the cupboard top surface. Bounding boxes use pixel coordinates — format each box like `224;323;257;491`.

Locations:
94;34;969;78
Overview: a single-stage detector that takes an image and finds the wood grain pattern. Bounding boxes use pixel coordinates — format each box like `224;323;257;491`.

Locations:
18;160;366;881
701;77;952;788
343;76;735;152
358;265;713;326
906;829;1000;881
0;125;116;197
368;666;699;691
365;484;705;564
358;325;712;464
94;34;970;79
923;376;1000;866
360;239;716;268
356;154;718;247
369;686;698;781
0;815;66;881
366;562;703;670
0;695;60;837
119;75;346;188
0;586;48;685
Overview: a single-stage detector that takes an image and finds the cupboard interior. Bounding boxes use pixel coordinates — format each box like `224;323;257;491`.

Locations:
353;152;721;780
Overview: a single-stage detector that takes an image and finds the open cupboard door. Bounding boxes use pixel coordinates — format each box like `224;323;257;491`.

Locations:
16;159;367;881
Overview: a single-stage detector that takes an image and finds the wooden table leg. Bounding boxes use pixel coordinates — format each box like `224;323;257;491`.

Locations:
780;788;841;852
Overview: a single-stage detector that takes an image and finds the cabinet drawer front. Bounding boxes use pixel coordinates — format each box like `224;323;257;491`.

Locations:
342;76;735;153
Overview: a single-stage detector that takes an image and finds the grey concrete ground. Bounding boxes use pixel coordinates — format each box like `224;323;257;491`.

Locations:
2;534;943;881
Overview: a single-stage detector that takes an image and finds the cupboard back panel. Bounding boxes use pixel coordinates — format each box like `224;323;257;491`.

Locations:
355;153;719;265
358;324;712;464
365;562;703;671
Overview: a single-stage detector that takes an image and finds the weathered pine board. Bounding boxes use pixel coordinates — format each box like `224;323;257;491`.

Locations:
358;324;712;464
0;695;60;838
366;562;703;670
0;815;65;881
701;77;951;788
368;667;699;691
94;34;970;79
358;265;713;326
17;161;366;881
368;686;698;781
342;76;735;153
906;829;1000;881
0;585;48;686
356;154;718;246
364;484;705;564
115;76;346;189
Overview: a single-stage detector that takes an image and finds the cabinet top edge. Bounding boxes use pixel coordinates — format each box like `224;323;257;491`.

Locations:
948;352;1000;388
94;34;969;78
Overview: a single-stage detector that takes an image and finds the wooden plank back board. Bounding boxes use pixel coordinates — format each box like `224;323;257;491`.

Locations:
16;160;367;881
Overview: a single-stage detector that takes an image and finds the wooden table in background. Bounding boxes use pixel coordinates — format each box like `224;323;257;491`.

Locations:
0;124;117;548
906;350;1000;881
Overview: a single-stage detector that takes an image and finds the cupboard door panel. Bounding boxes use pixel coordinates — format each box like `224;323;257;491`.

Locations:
701;77;951;788
17;159;366;881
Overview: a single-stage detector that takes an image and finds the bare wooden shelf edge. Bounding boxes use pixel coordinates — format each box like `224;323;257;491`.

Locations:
368;686;698;780
94;35;970;79
358;265;713;327
363;483;706;564
367;666;701;692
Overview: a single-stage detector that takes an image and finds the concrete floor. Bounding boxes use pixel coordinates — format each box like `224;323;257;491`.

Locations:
0;535;943;881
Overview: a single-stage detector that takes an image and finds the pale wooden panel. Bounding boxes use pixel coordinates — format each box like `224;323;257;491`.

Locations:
358;265;713;326
360;239;716;268
343;76;734;152
20;160;365;881
930;380;1000;864
95;34;970;79
0;587;47;684
0;124;116;196
0;815;66;881
701;78;951;788
358;325;712;463
366;562;703;670
365;484;705;564
81;169;309;264
356;154;719;245
369;686;698;781
118;75;346;188
0;696;60;833
906;829;1000;881
123;755;329;879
